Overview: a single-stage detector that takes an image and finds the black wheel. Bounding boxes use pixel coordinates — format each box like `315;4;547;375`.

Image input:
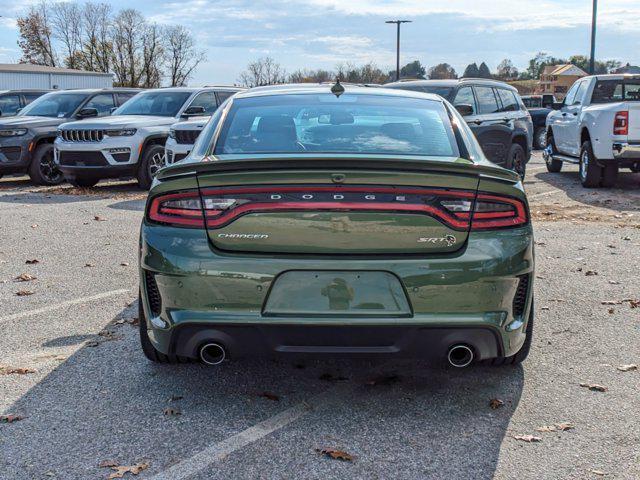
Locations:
69;177;99;188
579;140;602;188
28;144;63;185
138;292;191;364
600;163;618;188
533;127;547;150
490;299;534;366
508;143;526;179
137;144;165;190
544;134;563;173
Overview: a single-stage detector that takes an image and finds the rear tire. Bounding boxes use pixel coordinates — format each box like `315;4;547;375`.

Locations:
600;163;618;188
508;143;526;179
579;140;602;188
138;292;191;364
137;144;165;190
545;134;563;172
69;177;99;188
490;300;534;366
28;144;63;185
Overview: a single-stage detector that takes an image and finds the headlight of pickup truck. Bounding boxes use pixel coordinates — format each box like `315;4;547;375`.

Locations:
105;128;137;137
0;128;28;137
168;128;176;139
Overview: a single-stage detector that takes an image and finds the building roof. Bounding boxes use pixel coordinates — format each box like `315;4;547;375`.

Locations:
0;63;113;77
542;64;588;77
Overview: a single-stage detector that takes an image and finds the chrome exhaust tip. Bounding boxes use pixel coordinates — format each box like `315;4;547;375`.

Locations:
447;345;474;368
199;343;226;365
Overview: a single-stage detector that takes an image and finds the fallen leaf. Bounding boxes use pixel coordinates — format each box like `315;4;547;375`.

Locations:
0;414;25;423
169;395;183;402
608;280;620;285
258;391;280;401
580;383;607;392
601;300;621;305
585;270;598;276
15;273;36;282
86;341;100;347
107;462;149;479
99;460;119;468
163;407;181;416
512;434;542;443
628;299;640;309
25;259;39;264
588;469;606;476
617;364;637;372
489;398;504;410
316;448;354;461
15;290;34;296
536;425;556;432
608;308;615;314
555;422;574;431
84;263;95;267
120;262;129;267
0;366;35;375
94;216;106;221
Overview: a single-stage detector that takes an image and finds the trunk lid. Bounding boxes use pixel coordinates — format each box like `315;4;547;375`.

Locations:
191;156;487;255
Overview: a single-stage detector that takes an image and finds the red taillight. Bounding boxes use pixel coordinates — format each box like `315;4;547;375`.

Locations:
147;187;528;231
614;111;629;135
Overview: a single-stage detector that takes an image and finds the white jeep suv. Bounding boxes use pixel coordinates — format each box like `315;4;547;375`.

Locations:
55;86;242;189
165;117;209;165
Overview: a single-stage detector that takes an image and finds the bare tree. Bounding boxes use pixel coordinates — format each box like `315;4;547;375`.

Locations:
238;57;286;87
288;68;333;83
141;23;164;88
164;25;205;87
81;2;113;73
428;63;458;79
336;62;389;84
496;59;518;80
111;9;146;87
16;2;58;66
50;2;83;69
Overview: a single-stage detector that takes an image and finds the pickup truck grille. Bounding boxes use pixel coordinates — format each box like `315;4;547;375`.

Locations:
61;129;104;142
175;130;200;145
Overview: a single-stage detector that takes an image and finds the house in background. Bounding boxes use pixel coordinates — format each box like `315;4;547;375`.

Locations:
536;64;588;99
612;63;640;75
0;64;113;90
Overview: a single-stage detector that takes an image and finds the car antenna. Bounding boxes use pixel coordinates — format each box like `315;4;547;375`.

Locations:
331;78;345;97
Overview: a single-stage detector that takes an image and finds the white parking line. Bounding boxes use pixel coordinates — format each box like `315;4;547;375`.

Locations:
148;383;354;480
0;289;131;326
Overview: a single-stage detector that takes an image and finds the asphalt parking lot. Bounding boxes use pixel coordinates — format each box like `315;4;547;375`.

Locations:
1;152;639;480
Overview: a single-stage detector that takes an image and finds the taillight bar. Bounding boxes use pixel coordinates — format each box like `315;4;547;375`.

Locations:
146;186;529;231
614;111;629;135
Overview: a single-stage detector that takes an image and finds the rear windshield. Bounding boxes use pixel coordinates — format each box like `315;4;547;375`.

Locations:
114;91;192;116
591;80;640;103
214;93;459;157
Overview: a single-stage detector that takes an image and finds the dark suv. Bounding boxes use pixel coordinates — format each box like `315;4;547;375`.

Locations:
0;90;49;117
0;88;139;184
385;79;533;177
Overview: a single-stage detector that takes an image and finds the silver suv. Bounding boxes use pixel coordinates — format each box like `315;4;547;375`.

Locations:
54;86;242;188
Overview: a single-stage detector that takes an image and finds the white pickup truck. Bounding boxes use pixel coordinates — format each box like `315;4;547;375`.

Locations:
544;74;640;187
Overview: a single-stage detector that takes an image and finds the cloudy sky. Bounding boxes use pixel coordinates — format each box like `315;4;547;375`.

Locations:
1;0;639;85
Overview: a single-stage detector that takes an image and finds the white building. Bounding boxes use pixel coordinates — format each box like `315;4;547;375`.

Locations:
0;64;113;90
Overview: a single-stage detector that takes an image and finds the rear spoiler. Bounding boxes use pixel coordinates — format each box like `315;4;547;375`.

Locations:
157;155;521;184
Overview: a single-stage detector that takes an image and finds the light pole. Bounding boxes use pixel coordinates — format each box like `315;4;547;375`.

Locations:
386;20;412;81
589;0;597;74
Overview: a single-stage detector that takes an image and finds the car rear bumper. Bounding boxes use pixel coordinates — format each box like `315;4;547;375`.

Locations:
612;142;640;160
139;223;535;361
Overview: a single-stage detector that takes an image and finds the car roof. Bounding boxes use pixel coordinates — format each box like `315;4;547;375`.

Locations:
233;83;444;102
385;78;518;91
41;88;140;95
587;74;640;81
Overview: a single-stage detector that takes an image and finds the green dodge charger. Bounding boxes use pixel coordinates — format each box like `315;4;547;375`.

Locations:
139;83;534;368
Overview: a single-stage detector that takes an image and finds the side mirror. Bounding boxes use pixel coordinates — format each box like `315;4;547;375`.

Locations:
77;107;98;119
455;104;474;117
110;107;118;114
551;102;564;110
182;105;206;117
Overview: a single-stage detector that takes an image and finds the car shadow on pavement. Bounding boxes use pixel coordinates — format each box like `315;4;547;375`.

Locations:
0;305;524;480
535;170;640;212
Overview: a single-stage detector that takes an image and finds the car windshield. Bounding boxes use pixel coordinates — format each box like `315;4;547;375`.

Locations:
19;92;88;118
114;91;192;117
214;93;459;157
